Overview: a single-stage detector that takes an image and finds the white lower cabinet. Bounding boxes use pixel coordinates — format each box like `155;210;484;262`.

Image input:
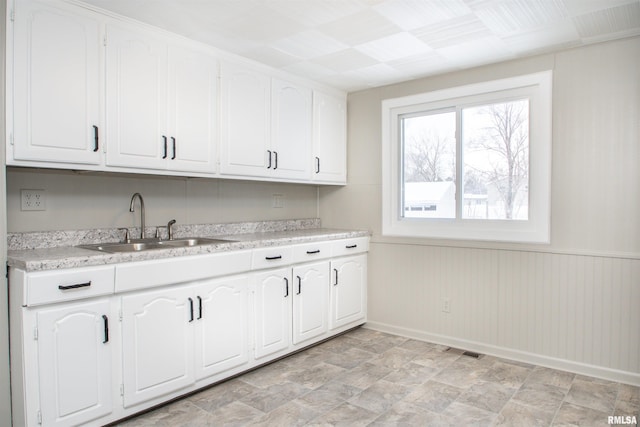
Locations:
330;254;367;330
36;298;114;427
121;274;250;407
293;261;329;345
253;268;292;359
121;286;195;408
10;237;367;426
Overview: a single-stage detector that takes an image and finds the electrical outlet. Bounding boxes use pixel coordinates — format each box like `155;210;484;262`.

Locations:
442;297;451;313
272;194;284;208
21;189;46;211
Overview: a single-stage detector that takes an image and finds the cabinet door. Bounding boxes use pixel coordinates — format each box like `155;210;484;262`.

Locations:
292;261;329;345
194;275;249;380
167;45;218;174
220;63;271;177
36;299;112;426
312;91;347;183
121;287;194;407
253;268;291;359
12;0;102;165
105;24;168;170
271;79;312;180
330;255;367;330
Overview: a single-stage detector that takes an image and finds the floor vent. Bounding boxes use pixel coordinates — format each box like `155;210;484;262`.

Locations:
445;347;484;359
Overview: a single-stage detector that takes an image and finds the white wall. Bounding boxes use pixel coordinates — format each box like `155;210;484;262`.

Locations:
6;168;319;232
320;37;640;384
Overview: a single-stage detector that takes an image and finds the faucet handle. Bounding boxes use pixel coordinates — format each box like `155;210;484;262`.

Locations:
155;227;161;240
117;228;131;243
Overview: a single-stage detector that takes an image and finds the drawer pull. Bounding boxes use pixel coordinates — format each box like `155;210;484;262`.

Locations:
265;255;282;260
334;268;339;286
297;275;302;295
188;298;194;322
306;250;320;254
58;281;91;291
197;296;203;320
102;315;109;344
284;277;289;298
346;244;358;249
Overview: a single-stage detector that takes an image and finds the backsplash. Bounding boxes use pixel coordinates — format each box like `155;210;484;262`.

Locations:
8;218;321;251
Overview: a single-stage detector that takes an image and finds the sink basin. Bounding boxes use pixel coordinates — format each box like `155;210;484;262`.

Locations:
78;237;236;253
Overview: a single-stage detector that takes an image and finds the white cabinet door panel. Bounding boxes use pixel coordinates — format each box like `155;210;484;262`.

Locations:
121;287;194;407
12;0;102;164
330;255;367;330
313;91;347;183
220;64;270;176
195;275;249;380
168;46;217;173
292;261;329;345
253;268;291;359
105;24;168;169
271;79;312;180
37;299;112;426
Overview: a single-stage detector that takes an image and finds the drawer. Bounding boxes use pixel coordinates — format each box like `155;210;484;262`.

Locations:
116;250;252;293
331;236;369;257
292;241;333;264
26;265;115;306
251;245;294;270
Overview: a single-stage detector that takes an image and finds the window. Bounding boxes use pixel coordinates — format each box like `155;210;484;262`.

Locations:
382;71;552;243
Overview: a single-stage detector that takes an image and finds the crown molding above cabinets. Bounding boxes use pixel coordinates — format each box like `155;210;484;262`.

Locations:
6;0;347;185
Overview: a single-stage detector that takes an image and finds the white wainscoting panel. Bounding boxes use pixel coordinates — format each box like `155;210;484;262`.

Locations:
367;242;640;385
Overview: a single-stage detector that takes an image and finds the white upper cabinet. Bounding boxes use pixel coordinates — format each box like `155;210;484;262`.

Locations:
220;63;313;181
313;91;347;184
11;0;103;165
271;79;312;180
219;63;271;177
105;24;217;173
168;46;218;173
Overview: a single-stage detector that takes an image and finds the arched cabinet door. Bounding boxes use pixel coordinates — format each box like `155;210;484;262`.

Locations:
330;254;367;330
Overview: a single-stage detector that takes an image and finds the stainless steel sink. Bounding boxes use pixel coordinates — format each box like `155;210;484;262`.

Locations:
78;237;236;253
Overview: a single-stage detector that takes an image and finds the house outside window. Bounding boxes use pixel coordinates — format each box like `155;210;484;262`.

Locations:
382;71;552;243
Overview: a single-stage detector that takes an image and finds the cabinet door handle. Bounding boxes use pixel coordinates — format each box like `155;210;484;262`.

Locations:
306;250;320;254
102;315;109;343
58;281;91;291
284;277;289;297
188;298;194;322
197;296;203;320
267;150;272;169
171;137;176;160
162;136;168;159
346;244;358;249
274;151;278;170
334;268;339;286
315;157;320;173
265;255;282;260
297;275;302;295
93;125;99;152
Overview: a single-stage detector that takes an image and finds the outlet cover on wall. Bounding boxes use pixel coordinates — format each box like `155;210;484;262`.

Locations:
21;189;46;211
272;194;285;208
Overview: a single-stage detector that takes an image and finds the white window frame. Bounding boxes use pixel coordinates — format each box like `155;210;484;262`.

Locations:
382;71;552;243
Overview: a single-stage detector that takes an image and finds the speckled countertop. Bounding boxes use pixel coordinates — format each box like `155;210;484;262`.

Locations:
7;219;369;272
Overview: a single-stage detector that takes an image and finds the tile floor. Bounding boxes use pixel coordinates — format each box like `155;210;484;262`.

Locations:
117;328;640;426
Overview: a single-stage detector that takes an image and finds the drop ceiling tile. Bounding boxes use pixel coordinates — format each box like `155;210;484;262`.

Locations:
562;0;638;17
311;48;379;72
282;60;339;81
374;0;472;30
343;63;407;86
470;0;570;35
242;46;302;68
271;31;349;60
435;35;515;67
218;6;308;43
388;52;453;77
501;19;582;54
318;8;402;46
412;14;493;49
354;32;433;62
573;2;640;39
267;0;366;27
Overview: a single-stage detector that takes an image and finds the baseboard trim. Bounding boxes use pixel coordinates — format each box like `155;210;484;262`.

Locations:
364;321;640;387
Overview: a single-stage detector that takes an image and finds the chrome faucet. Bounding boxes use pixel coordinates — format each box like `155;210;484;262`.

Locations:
167;219;177;240
129;193;146;239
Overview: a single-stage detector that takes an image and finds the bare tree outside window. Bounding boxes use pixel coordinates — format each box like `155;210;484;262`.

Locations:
463;99;529;220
